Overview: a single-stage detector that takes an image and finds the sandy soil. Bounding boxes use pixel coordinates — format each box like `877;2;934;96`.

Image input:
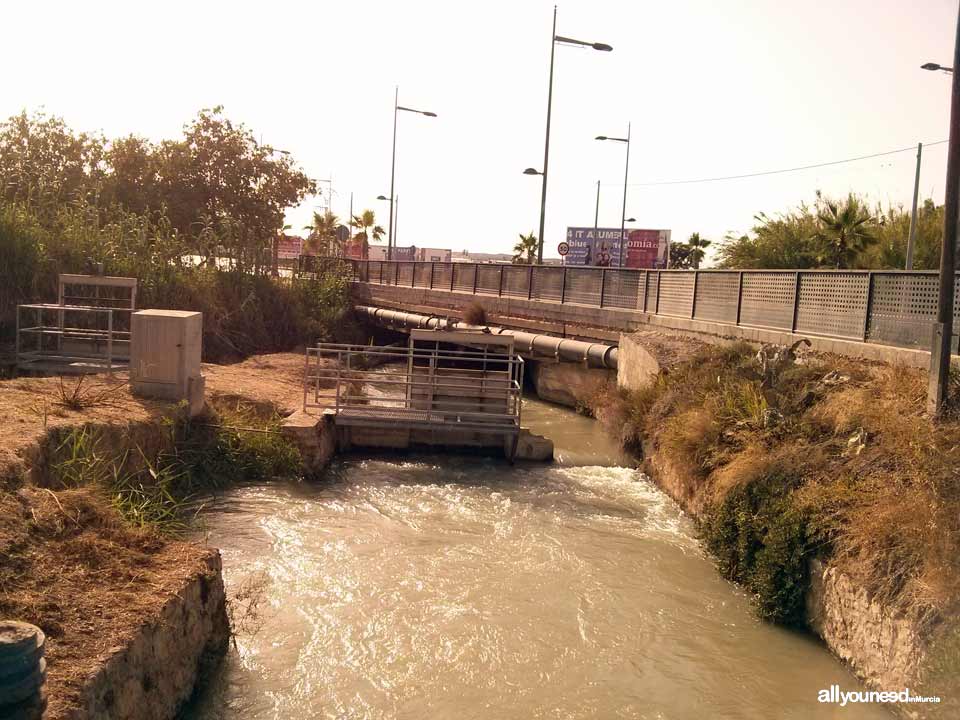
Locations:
0;352;308;718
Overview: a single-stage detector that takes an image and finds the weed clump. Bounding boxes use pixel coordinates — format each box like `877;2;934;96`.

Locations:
43;397;300;534
462;302;487;326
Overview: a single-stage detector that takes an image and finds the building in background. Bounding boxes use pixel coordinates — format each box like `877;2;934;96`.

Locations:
363;245;452;262
564;227;671;268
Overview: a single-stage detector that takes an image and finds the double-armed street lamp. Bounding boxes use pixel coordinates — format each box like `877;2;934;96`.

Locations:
525;6;612;264
377;195;400;245
388;87;436;260
596;123;632;267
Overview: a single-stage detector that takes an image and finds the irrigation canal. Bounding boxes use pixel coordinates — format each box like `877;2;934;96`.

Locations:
182;397;887;719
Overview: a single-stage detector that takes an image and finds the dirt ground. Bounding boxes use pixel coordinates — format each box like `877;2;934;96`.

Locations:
0;352;308;718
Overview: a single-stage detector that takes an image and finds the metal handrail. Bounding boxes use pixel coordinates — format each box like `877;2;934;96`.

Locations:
304;343;524;431
335;257;960;352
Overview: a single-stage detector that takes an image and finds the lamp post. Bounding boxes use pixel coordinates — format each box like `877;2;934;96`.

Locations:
387;87;436;260
533;6;612;264
596;123;632;267
927;11;960;414
922;62;955;73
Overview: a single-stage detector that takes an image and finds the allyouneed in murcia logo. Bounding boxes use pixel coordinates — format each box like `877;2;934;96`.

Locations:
818;685;941;706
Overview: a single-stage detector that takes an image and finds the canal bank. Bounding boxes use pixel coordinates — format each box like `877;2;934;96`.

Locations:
182;396;889;720
590;335;960;717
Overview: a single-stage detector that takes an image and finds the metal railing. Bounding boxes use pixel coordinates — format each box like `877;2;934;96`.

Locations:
338;258;960;352
16;304;129;373
305;342;524;433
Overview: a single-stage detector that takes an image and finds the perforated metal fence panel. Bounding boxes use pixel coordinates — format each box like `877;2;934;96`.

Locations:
657;273;695;317
397;263;414;286
645;273;659;312
432;263;453;290
694;272;740;324
412;263;430;288
740;272;795;330
795;272;868;339
452;264;475;292
476;265;501;295
531;267;564;302
502;266;530;298
602;269;643;309
867;273;938;347
564;268;603;305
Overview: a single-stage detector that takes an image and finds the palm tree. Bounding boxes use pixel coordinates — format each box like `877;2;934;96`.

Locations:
303;211;341;256
812;194;876;269
687;232;711;269
513;232;538;264
350;209;384;258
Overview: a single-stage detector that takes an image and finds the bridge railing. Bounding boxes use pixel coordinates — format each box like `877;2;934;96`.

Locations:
337;258;960;352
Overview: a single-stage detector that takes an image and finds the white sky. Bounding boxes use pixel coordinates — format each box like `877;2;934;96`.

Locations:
2;0;957;264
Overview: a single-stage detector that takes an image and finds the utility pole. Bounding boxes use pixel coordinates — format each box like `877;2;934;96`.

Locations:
907;142;923;270
927;6;960;415
594;179;600;241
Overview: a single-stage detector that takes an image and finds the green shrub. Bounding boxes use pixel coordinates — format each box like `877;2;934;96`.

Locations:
702;469;812;626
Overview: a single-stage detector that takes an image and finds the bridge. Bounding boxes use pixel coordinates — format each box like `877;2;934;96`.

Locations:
332;258;959;370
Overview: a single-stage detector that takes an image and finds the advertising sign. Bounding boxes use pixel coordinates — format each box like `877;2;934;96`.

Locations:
277;235;303;259
564;227;671;268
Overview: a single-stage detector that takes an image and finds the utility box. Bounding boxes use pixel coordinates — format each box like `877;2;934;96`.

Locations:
130;309;205;415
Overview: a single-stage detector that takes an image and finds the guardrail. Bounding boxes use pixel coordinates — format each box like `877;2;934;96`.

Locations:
16;304;128;374
334;258;960;352
305;342;523;432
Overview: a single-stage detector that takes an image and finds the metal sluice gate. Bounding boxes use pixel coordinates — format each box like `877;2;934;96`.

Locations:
304;330;524;438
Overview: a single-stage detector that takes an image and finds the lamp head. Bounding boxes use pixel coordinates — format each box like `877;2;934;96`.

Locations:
523;168;542;176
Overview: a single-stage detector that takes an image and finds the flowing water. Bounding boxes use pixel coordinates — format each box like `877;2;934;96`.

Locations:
184;398;889;719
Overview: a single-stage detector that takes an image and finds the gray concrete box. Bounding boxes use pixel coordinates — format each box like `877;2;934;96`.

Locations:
130;310;204;414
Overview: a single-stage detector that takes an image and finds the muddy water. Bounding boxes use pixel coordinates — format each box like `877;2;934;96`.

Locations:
184;398;888;719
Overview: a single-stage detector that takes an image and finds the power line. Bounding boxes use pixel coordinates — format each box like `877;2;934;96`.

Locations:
607;140;948;187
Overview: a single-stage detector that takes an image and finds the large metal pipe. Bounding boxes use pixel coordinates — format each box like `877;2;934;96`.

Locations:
355;305;618;369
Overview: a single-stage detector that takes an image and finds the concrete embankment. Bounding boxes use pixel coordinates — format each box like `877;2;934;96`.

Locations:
567;332;949;717
0;353;313;719
70;551;229;720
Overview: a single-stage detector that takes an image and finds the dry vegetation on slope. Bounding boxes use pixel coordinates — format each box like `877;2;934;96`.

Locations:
597;342;960;638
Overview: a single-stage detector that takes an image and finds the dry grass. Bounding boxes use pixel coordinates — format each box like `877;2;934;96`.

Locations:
595;342;960;629
0;484;213;719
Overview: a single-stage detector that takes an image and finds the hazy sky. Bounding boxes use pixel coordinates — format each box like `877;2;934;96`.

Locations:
2;0;957;263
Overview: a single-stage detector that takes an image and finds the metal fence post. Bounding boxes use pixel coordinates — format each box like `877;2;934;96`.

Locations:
655;271;662;314
528;265;534;300
642;272;649;312
736;271;744;326
862;271;874;341
791;272;801;333
599;269;607;308
395;262;400;286
450;262;456;292
472;263;479;294
410;262;415;288
690;270;699;319
429;262;435;289
560;267;567;303
498;266;504;297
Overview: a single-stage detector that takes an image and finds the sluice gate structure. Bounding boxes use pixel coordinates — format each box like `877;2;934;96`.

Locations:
302;330;550;460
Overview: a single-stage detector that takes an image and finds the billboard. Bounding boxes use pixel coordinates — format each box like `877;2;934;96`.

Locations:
277;235;303;259
564;227;671;268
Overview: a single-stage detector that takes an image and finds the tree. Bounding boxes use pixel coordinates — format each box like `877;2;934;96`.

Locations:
686;232;711;269
513;232;537;264
304;211;341;256
812;193;876;269
350;209;384;257
669;243;694;269
0;110;105;210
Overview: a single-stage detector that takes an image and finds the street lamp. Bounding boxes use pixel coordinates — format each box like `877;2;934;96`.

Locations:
377;195;400;246
596;123;632;267
922;62;954;73
534;6;612;264
388;87;436;260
